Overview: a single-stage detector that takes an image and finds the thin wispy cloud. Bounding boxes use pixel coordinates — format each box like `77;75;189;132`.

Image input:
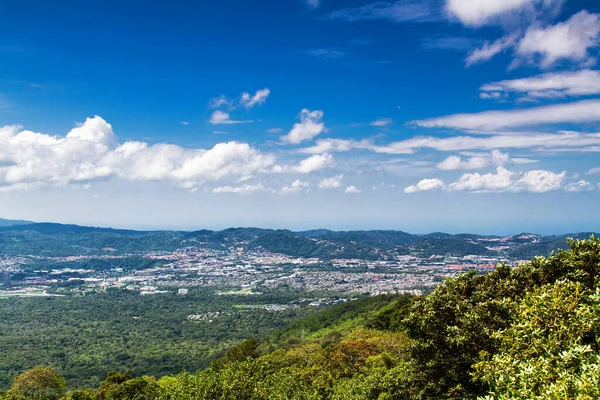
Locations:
304;48;348;59
480;70;600;101
411;99;600;131
370;118;393;127
0;95;12;111
421;36;480;51
300;131;600;155
209;111;253;125
305;0;319;9
209;88;270;110
326;0;441;23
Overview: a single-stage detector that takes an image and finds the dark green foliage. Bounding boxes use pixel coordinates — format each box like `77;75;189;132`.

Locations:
212;338;260;370
268;295;403;346
0;289;321;389
400;236;600;399
104;376;160;400
366;295;415;331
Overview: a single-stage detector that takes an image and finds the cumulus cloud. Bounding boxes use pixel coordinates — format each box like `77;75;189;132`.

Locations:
0;116;278;192
412;99;600;131
404;178;445;193
300;131;600;155
213;183;267;194
319;174;343;189
345;185;361;194
209;111;253;125
294;153;334;173
280;179;310;195
280;109;326;144
370;118;393;127
436;150;531;170
446;0;536;27
406;167;568;193
240;88;270;109
516;11;600;69
480;70;600;101
564;180;594;192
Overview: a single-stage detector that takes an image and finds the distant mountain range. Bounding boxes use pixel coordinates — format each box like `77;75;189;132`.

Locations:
0;218;596;260
0;218;33;227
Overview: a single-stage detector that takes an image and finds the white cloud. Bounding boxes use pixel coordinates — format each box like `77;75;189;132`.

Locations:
240;88;270;109
587;167;600;175
268;128;283;133
466;33;520;66
479;92;502;100
345;185;361;194
280;179;311;194
406;167;579;194
446;0;536;27
306;0;319;8
294;153;334;174
180;121;189;125
301;131;600;155
209;95;233;109
515;169;566;192
209;111;253;125
213;183;267;194
0;116;277;192
370;118;393;127
481;70;600;101
437;150;510;170
404;178;445;193
516;11;600;68
319;174;343;189
448;166;565;192
564;180;594;192
412;99;600;131
280;109;325;144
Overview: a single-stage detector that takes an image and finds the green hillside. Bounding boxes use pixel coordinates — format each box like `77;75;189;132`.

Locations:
2;236;599;399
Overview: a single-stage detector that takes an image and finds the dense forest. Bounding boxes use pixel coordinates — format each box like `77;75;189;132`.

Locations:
0;288;323;389
2;236;599;399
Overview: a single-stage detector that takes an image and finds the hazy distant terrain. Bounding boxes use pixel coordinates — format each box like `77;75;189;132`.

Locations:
0;218;596;260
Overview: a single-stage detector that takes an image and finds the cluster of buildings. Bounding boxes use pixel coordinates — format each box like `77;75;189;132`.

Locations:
0;243;526;300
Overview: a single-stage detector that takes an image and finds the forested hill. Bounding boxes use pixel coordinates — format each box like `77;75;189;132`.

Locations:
0;219;597;259
4;237;599;399
0;218;32;227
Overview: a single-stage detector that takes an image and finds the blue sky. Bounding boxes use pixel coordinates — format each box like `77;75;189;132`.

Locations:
0;0;599;234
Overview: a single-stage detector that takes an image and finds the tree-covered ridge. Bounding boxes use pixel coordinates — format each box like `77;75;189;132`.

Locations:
0;219;597;259
2;236;599;399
